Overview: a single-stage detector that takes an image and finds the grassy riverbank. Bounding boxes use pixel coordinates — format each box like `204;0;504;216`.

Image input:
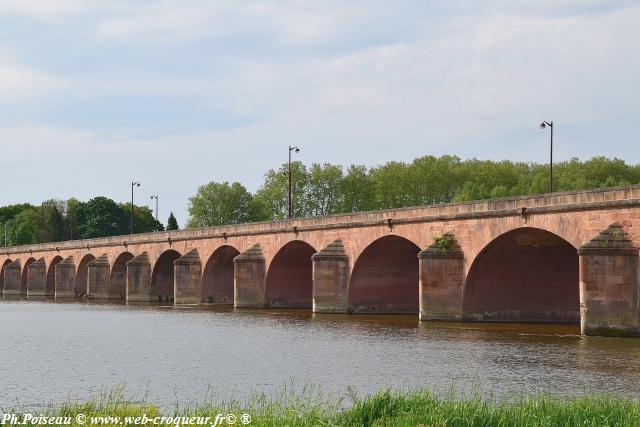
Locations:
13;388;640;426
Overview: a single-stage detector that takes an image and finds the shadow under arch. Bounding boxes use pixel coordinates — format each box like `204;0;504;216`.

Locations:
1;259;11;292
202;245;240;304
464;227;579;323
348;235;420;313
110;252;134;300
76;254;96;296
46;256;64;296
151;249;182;303
265;240;316;308
21;257;36;295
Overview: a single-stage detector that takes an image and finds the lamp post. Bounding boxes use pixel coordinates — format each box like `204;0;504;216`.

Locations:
150;195;159;231
540;121;554;193
131;181;140;234
288;145;300;219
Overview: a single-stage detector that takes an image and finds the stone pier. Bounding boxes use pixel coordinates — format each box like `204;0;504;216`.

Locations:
55;256;76;298
126;252;152;303
312;240;350;313
234;244;266;308
174;249;202;305
578;224;639;337
419;234;465;321
87;254;110;299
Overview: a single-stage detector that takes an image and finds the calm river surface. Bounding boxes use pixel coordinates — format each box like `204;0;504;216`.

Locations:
1;300;639;409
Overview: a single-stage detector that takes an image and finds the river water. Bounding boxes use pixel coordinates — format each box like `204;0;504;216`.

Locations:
1;300;639;410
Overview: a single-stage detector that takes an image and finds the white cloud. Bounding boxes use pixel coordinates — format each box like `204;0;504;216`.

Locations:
0;1;638;223
0;62;63;100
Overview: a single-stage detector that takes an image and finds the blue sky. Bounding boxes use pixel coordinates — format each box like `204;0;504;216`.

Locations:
1;1;638;226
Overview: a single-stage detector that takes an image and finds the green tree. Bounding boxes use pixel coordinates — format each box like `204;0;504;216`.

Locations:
167;212;179;230
187;181;254;228
305;163;344;216
40;200;65;243
76;197;128;238
0;203;35;246
409;155;464;204
452;181;491;202
5;208;39;245
340;164;375;213
370;161;413;208
119;204;158;234
0;203;34;224
64;198;83;240
254;161;309;219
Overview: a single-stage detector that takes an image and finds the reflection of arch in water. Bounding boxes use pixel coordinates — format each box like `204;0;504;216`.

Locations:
464;227;579;323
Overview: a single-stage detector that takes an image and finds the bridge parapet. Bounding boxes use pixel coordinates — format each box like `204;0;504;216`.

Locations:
1;184;639;255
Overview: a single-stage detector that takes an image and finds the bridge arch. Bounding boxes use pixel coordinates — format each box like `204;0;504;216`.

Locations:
464;218;581;269
21;257;36;295
1;259;11;292
464;227;579;323
349;235;420;313
76;254;96;296
46;256;64;296
151;249;181;302
110;252;134;300
202;245;239;304
265;240;316;308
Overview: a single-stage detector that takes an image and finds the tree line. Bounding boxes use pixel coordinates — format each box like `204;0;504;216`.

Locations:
2;155;638;245
187;155;640;228
0;197;179;246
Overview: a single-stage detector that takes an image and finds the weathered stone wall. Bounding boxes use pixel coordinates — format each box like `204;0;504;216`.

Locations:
234;244;266;308
419;235;465;321
312;240;350;313
55;256;76;298
87;254;110;299
174;249;202;305
578;224;639;336
126;252;152;302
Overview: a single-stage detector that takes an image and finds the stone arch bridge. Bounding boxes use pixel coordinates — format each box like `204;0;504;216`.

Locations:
2;186;639;337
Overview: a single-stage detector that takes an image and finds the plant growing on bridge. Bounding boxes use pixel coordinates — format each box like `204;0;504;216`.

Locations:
432;233;456;253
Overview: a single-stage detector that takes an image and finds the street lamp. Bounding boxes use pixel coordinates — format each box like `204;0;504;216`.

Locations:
150;195;159;231
540;121;554;193
288;145;301;219
131;181;140;234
